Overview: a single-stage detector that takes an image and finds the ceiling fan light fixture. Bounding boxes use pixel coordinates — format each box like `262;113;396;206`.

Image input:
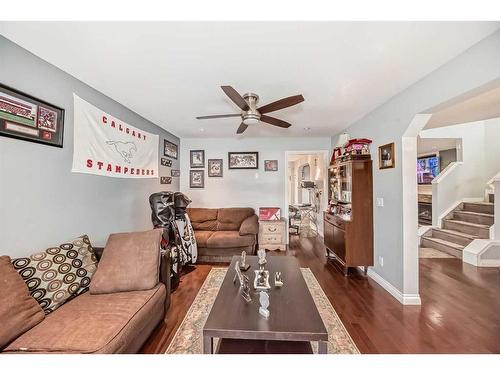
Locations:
242;114;260;125
196;86;304;134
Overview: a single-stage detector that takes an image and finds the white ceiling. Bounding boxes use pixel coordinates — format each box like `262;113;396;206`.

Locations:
425;83;500;129
1;22;498;138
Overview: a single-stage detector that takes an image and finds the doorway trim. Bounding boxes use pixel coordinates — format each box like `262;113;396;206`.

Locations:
401;114;432;305
284;150;329;244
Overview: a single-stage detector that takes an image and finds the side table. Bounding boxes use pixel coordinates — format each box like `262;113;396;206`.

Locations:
258;218;286;251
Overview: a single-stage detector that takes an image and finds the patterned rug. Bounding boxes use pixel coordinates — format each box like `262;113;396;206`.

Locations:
166;267;359;354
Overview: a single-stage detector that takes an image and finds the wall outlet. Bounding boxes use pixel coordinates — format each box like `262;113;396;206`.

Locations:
376;197;384;207
378;256;384;267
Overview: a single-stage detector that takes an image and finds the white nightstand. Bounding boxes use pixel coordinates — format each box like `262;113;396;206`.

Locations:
258;218;286;251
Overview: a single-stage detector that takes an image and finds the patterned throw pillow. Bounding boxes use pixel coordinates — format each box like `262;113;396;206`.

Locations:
11;235;98;314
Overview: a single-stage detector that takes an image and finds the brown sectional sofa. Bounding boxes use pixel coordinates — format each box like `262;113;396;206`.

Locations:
188;207;259;263
1;232;171;354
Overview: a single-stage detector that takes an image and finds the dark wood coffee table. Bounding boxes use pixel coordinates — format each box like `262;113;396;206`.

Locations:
203;255;328;354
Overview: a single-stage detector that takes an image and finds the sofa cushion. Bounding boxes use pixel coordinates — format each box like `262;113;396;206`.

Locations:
194;230;214;247
187;207;218;222
192;220;218;231
207;231;256;248
11;235;98;314
239;215;259;235
4;284;166;354
188;208;218;231
0;256;45;349
217;208;255;231
90;229;162;295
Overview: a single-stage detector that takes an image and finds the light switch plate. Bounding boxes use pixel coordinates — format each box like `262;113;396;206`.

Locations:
376;197;384;207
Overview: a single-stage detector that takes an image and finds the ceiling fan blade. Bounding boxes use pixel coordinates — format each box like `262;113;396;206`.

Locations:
236;123;248;134
221;86;249;111
257;94;304;114
260;115;292;128
196;114;241;120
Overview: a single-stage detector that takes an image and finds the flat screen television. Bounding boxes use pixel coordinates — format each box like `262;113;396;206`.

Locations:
417;155;440;184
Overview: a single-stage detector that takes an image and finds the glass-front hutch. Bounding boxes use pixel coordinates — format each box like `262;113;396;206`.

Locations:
324;158;373;275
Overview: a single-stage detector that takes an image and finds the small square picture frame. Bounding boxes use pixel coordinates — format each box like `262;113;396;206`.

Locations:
208;159;223;177
378;142;395;169
264;160;278;172
190;170;205;188
190;150;205;168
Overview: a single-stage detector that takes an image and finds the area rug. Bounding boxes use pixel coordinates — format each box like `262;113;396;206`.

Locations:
419;247;455;259
165;267;359;354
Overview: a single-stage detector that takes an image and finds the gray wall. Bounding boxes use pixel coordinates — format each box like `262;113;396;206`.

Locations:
180;137;330;232
439;148;457;170
331;29;500;292
0;36;180;257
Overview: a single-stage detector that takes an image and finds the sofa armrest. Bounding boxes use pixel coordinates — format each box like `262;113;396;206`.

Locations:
92;245;171;312
239;214;259;236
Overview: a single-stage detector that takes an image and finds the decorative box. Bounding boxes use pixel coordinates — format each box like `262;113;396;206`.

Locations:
259;207;281;221
344;138;372;156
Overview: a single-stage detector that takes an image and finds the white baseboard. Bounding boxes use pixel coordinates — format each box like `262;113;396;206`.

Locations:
367;268;422;305
480;259;500;267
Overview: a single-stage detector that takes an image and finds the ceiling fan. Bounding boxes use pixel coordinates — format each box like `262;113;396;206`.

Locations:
196;86;304;134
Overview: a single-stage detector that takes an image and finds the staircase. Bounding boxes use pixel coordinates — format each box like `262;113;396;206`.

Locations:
422;200;494;259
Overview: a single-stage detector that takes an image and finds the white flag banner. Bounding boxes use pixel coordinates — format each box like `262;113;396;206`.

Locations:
72;94;159;179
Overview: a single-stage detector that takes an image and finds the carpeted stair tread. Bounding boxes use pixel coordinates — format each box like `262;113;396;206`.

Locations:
431;228;478;240
423;236;465;250
456;210;494;218
443;219;490;228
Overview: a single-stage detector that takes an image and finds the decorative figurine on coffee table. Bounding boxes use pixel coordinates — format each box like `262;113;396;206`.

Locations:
239;250;250;271
233;261;244;286
259;291;270;318
274;271;284;287
241;275;252;302
257;248;267;269
254;268;271;291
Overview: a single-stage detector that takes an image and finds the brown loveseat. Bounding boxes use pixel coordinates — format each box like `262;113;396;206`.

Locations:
188;207;259;263
1;230;170;354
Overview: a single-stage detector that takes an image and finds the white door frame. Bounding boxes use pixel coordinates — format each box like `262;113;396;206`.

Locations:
401;114;432;305
284;150;330;243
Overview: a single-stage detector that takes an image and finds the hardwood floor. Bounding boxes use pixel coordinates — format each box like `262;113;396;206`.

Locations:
140;235;500;354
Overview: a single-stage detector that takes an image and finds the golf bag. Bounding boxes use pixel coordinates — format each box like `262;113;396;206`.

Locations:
149;191;197;290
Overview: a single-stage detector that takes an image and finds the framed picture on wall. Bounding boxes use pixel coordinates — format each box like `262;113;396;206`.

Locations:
264;160;278;171
160;176;172;184
228;152;259;169
0;83;65;147
164;139;178;159
208;159;223;177
379;142;395;169
190;170;204;188
190;150;205;168
160;157;172;167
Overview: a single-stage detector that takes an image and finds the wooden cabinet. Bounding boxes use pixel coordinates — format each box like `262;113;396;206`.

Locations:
324;158;373;275
259;219;286;251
